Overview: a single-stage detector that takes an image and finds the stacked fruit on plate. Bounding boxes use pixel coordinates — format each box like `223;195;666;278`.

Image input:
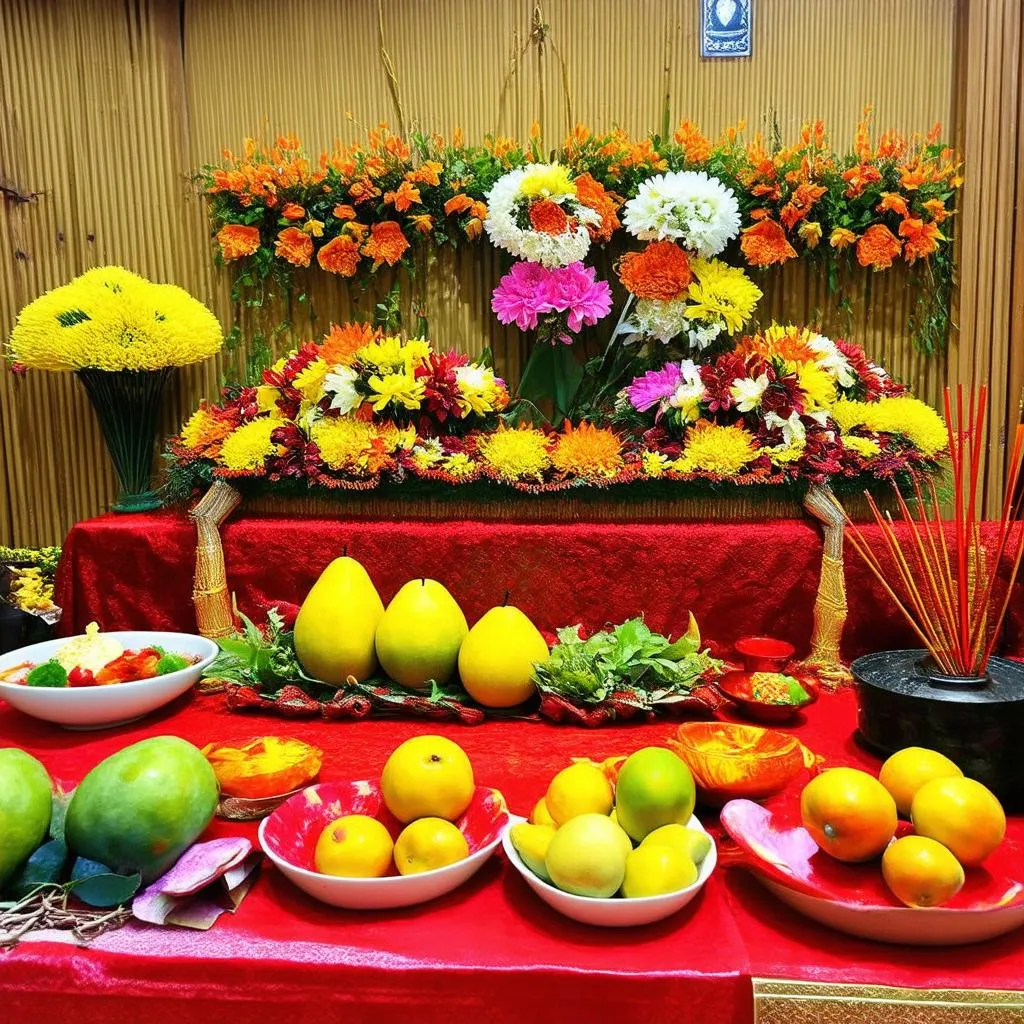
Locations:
511;747;712;899
801;746;1006;907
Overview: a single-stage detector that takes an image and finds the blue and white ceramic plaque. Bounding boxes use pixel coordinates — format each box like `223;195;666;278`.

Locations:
701;0;752;58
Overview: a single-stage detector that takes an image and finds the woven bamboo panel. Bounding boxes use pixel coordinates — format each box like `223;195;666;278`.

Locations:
0;0;972;545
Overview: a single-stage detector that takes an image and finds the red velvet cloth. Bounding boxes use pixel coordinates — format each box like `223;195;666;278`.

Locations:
53;512;1024;659
1;689;1023;1023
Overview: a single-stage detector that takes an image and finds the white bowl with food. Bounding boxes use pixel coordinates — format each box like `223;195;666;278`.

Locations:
0;627;217;729
502;813;717;927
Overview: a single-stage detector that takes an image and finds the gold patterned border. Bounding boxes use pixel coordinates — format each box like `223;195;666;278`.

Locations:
753;979;1024;1024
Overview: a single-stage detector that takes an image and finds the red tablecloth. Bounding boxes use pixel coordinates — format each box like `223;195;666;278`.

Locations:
1;689;1023;1024
53;512;1024;659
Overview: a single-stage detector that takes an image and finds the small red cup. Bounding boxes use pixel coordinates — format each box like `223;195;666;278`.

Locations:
733;636;796;673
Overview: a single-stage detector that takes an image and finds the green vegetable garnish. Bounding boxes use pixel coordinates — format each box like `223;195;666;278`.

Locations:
26;660;69;688
156;653;189;675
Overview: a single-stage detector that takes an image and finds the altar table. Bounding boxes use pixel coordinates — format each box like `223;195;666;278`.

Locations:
2;688;1023;1023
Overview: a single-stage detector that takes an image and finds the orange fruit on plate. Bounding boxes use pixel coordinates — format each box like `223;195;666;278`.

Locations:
314;814;394;878
800;767;897;862
380;735;475;823
393;817;469;875
878;746;963;817
882;835;965;908
911;776;1006;866
545;762;614;826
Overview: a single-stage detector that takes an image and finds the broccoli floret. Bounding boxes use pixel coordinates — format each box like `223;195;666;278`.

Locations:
156;653;190;675
27;660;68;688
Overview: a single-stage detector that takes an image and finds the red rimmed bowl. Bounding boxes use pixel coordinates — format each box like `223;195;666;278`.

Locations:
721;799;1024;945
716;671;818;724
733;636;796;673
258;780;508;909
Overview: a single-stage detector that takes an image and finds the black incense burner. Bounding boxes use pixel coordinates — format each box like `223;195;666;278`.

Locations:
853;649;1024;809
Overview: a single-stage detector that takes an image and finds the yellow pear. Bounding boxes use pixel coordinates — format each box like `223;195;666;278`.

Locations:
294;555;384;684
510;822;556;882
375;578;468;689
457;600;548;708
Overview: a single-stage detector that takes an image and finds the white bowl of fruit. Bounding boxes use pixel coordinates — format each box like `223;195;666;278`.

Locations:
503;747;717;927
258;736;509;910
0;625;217;729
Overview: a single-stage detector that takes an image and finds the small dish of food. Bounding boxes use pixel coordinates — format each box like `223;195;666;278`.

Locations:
716;670;817;723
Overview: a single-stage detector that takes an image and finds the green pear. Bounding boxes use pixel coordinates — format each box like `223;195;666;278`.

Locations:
294;555;384;684
0;748;52;889
375;579;468;689
458;602;548;707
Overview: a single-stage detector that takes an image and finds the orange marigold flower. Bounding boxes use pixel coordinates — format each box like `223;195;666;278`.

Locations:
899;217;943;264
465;217;484;240
407;213;434;235
842;164;882;198
408;161;443;187
361;221;410;268
469;200;488;220
779;181;826;230
384;180;422;212
922;198;950;223
274;226;313;267
552;421;624;479
216;224;261;260
321;322;379;365
856;224;902;270
876;192;909;217
618;241;692;300
317;234;361;276
740;219;797;267
751;182;783;200
528;199;570;235
281;202;306;221
333;203;357;220
349;177;381;203
854;108;874;161
673;120;711;163
829;227;857;250
574;172;621;243
798;221;822;248
876;129;906;161
444;193;475;216
344;221;369;243
749;208;772;221
899;164;928;190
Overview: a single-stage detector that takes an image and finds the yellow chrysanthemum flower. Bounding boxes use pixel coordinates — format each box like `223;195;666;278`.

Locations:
676;422;758;476
292;358;329;401
376;422;417;451
477;425;551;481
442;453;476;478
519;163;577;199
402;339;432;371
367;372;425;412
455;364;502;417
354;335;406;373
842;435;882;458
309;418;378;473
551;422;623;479
685;258;763;335
765;440;806;465
798;361;837;412
219;419;282;472
642;451;671;477
7;266;223;372
832;397;946;456
179;408;219;449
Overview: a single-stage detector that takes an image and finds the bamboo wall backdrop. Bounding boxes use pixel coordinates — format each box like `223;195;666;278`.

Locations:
0;0;1019;546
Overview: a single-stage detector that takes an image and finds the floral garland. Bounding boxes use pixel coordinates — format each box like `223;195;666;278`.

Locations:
201;111;961;353
166;322;944;500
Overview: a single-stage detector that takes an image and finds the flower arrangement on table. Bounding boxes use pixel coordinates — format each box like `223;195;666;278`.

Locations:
201;111;961;353
5;266;223;511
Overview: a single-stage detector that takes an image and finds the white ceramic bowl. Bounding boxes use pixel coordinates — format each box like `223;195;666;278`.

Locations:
258;781;509;910
502;813;717;927
0;630;217;729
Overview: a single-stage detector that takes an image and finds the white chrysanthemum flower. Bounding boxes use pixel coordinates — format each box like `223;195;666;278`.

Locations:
686;322;723;350
765;410;807;446
807;333;856;388
730;372;770;412
623;170;741;256
323;365;361;414
668;359;706;422
454;364;491;390
631;297;690;343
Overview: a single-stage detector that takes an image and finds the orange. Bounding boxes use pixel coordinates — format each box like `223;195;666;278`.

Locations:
314;814;393;878
393;817;469;875
799;767;897;862
882;835;965;907
879;747;963;817
380;735;475;823
911;776;1006;866
545;762;614;826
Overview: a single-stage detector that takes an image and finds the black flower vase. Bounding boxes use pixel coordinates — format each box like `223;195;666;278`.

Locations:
76;368;173;512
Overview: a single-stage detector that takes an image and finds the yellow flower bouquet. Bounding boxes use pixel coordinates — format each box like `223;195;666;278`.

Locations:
6;266;222;511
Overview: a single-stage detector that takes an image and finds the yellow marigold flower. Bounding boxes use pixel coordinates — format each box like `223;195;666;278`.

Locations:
676;422;757;476
302;219;325;237
310;417;380;473
842;435;881;458
477;425;551;481
293;358;329;401
798;361;837;412
519;163;577;198
7;266;223;372
685;258;762;335
367;372;425;412
829;227;857;250
552;422;623;479
219;419;282;472
642;451;671;477
798;220;822;248
832;396;946;456
256;385;284;416
443;453;476;477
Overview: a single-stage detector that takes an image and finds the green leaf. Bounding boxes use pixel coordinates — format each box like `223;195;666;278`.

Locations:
6;839;68;898
69;858;142;908
517;343;584;422
661;634;699;660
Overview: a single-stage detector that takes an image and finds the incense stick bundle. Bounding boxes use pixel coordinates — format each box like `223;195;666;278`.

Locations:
839;385;1024;677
